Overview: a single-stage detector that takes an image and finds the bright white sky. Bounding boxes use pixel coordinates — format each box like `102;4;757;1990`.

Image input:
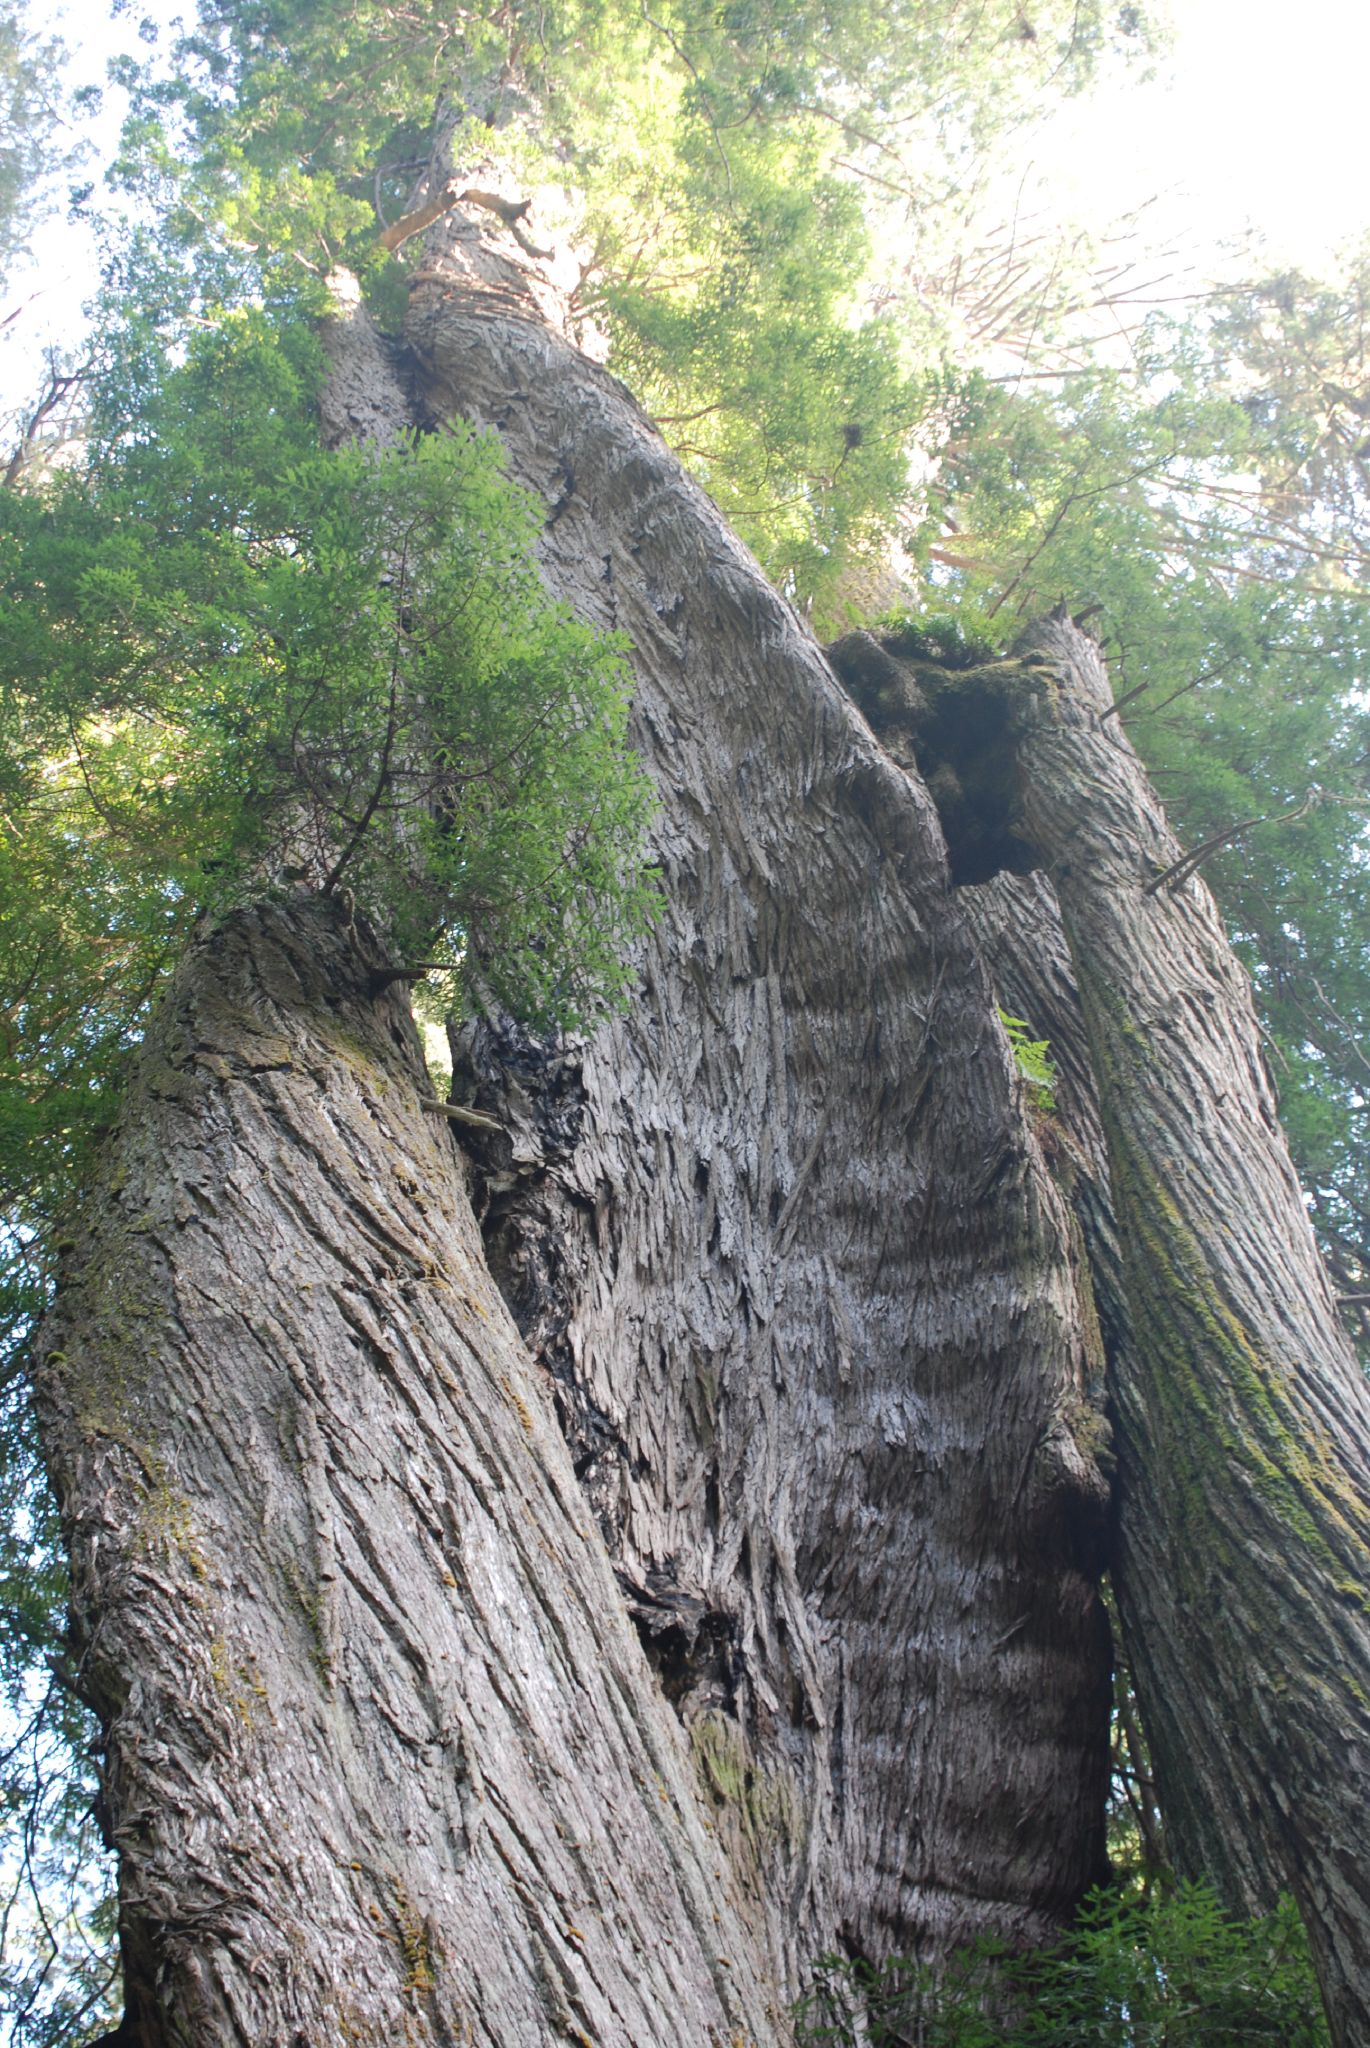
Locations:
1035;0;1370;266
2;0;1369;418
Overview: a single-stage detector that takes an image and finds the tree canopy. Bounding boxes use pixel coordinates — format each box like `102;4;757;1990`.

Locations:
3;0;1370;2036
0;0;68;293
105;0;1158;608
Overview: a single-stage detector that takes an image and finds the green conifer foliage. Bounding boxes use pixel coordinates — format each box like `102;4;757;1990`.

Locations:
793;1885;1330;2047
107;0;1157;618
0;303;655;1266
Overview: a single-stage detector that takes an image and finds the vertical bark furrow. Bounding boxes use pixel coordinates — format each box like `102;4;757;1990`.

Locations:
1001;616;1370;2045
38;901;783;2047
406;211;1115;1977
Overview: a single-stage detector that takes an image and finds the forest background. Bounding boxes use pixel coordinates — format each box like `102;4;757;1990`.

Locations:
2;0;1369;2037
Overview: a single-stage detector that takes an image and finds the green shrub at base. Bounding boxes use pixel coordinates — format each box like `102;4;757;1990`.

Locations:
793;1884;1329;2047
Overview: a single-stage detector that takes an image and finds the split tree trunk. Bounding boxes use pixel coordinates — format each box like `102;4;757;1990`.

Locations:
34;207;1119;2042
854;610;1370;2046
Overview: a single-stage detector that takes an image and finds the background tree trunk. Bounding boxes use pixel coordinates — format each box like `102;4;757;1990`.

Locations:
35;208;1119;2042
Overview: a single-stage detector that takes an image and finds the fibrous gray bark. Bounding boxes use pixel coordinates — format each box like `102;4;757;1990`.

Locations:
403;206;1115;1973
843;611;1370;2046
1014;617;1370;2048
35;204;1119;2043
39;901;783;2046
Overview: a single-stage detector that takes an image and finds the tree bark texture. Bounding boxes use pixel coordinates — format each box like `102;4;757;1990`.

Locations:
37;900;784;2047
33;205;1119;2044
860;610;1370;2046
1022;617;1370;2048
402;211;1116;1972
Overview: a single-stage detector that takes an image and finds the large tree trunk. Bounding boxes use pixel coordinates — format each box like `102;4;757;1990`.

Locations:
1022;618;1370;2048
38;901;784;2046
401;208;1116;1971
848;611;1370;2045
34;207;1118;2042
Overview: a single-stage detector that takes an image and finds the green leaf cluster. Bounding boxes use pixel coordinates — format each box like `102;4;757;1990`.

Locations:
794;1884;1329;2047
103;0;1159;623
999;1008;1058;1116
0;300;656;1307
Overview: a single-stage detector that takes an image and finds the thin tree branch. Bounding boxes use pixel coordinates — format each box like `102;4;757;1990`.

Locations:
1143;791;1323;896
